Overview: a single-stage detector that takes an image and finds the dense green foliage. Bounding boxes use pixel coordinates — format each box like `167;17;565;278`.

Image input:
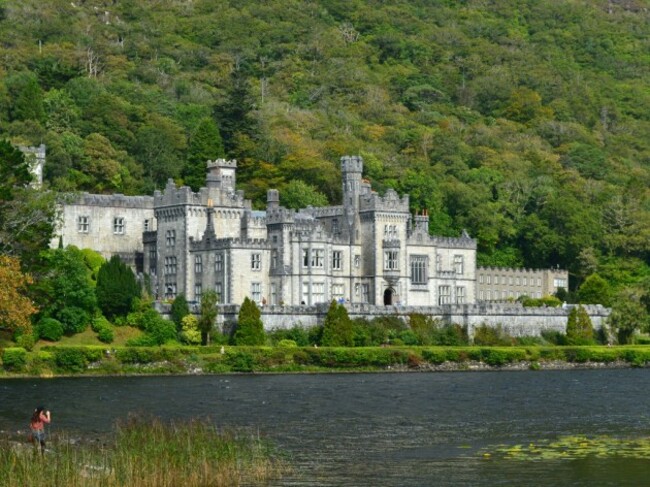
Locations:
234;297;265;345
171;293;190;330
566;305;595;345
7;344;650;376
96;254;140;319
198;289;219;345
31;246;97;333
321;301;354;346
0;0;647;297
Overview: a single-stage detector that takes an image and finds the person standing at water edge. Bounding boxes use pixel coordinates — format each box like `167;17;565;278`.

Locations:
30;406;51;453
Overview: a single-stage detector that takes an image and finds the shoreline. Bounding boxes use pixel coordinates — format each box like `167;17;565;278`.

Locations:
0;358;642;379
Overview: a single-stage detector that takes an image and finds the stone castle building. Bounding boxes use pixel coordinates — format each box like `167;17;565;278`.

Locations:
53;155;568;309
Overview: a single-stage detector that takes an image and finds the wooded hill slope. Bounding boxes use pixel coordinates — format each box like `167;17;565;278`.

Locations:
0;0;648;293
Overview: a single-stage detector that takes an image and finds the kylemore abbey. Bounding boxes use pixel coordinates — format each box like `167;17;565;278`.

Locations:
50;154;608;334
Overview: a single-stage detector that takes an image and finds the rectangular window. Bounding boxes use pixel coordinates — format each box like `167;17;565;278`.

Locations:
479;290;484;300
479;274;484;284
270;283;277;305
303;249;309;268
361;284;370;303
312;282;325;303
332;219;339;234
164;256;177;275
302;281;310;304
148;249;157;274
271;250;278;269
554;278;567;288
195;284;202;303
537;278;541;286
144;219;150;231
354;255;360;268
516;277;520;286
332;284;344;299
435;254;442;272
456;286;466;304
77;215;89;233
251;253;261;270
487;275;492;285
494;276;499;285
410;255;427;284
166;229;176;247
194;255;203;274
332;251;342;270
251;282;262;303
509;277;514;285
384;250;399;271
215;253;223;271
354;283;360;296
438;286;452;305
215;283;222;303
453;255;464;275
113;217;125;235
311;249;324;268
523;277;528;286
486;290;492;300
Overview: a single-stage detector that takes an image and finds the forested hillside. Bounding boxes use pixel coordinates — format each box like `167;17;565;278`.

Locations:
0;0;649;294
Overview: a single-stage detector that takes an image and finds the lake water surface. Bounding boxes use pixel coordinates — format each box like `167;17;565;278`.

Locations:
1;369;649;486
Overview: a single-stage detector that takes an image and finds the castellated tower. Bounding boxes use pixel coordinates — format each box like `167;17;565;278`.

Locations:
206;159;237;192
341;155;363;208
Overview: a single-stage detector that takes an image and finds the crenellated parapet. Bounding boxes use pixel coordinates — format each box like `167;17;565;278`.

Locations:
359;188;410;213
207;158;237;170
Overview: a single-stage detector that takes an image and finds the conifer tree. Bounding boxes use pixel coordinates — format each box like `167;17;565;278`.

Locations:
96;255;140;320
234;297;265;345
566;305;594;345
183;117;224;191
321;300;354;347
198;289;218;345
171;293;190;331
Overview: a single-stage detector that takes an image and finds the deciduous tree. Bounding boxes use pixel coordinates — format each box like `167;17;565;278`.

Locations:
0;255;36;333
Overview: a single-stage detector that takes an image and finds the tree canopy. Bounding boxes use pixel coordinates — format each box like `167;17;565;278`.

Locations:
0;0;647;300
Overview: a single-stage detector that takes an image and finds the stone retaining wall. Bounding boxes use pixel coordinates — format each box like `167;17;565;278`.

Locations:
156;302;610;338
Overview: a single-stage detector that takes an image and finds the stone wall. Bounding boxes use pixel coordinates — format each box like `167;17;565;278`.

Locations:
156;302;610;338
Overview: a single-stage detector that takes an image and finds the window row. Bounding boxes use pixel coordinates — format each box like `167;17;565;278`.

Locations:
479;275;542;287
480;290;542;300
78;216;137;235
438;286;466;305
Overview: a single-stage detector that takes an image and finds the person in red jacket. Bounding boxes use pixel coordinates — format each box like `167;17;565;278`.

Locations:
29;406;51;454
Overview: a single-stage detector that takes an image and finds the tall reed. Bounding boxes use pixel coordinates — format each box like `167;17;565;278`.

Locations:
0;416;286;487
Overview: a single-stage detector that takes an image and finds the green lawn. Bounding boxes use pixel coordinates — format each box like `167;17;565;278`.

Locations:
33;326;143;349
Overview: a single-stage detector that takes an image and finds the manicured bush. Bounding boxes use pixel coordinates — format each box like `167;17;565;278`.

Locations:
53;348;88;373
421;348;449;364
2;347;28;371
277;339;297;348
37;317;64;341
233;297;265;346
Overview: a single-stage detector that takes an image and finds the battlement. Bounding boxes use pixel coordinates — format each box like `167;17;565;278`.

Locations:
340;155;363;174
207;158;237;169
359;188;410;213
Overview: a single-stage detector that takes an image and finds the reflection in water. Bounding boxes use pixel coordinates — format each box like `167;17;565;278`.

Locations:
0;369;648;486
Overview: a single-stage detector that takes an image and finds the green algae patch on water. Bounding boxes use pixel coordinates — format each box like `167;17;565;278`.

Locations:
479;435;650;461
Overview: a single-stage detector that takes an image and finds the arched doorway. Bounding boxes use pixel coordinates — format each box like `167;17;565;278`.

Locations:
383;288;394;306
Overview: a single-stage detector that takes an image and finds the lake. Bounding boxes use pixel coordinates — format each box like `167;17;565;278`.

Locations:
1;369;648;486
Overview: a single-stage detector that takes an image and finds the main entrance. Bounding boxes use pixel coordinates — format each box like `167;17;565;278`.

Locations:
383;288;395;306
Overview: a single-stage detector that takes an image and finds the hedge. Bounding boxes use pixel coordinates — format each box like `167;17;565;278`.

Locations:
2;348;28;371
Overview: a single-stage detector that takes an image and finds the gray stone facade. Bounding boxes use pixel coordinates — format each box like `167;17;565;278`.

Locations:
476;267;569;301
144;156;478;307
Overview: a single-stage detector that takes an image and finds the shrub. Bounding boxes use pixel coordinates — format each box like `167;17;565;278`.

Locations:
226;350;255;372
180;315;201;345
57;306;90;335
277;339;297;348
472;324;513;346
566;305;594;345
53;348;88;373
171;294;190;330
233;298;265;346
37;317;64;341
2;347;28;371
96;255;140;319
15;333;35;351
92;316;112;333
321;301;354;347
267;325;310;346
97;325;115;343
